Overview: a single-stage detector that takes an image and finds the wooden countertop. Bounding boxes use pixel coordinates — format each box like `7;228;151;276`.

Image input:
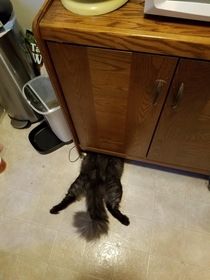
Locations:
34;0;210;60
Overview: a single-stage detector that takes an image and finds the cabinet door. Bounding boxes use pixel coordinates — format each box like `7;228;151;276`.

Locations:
47;42;177;157
148;59;210;172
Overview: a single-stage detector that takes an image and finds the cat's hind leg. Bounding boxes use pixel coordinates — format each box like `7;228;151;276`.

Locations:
105;180;130;226
50;195;76;214
106;203;130;226
50;175;86;214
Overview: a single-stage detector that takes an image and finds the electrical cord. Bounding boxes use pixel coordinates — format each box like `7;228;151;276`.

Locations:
68;146;87;163
68;145;80;162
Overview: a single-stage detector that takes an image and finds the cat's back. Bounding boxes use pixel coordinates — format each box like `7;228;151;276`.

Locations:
80;153;97;174
105;156;124;180
81;152;124;181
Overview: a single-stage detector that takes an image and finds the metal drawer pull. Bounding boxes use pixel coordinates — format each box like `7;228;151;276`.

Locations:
172;83;184;109
153;80;164;106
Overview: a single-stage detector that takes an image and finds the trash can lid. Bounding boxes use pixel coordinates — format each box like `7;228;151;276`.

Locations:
22;75;60;115
0;0;13;28
0;12;15;38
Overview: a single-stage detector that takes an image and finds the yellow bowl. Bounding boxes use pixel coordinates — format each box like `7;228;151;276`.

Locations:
61;0;129;15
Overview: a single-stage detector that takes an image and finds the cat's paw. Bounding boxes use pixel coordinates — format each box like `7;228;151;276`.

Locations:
121;215;130;226
50;206;59;214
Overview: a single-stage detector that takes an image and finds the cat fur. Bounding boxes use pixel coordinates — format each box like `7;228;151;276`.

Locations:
50;152;130;241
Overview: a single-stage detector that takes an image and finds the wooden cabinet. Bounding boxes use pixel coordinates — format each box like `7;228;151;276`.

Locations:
48;41;210;173
148;59;210;172
47;42;178;158
33;0;210;175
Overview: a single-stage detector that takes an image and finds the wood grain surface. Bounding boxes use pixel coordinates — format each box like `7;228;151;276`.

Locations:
33;0;210;175
36;0;210;59
148;59;210;172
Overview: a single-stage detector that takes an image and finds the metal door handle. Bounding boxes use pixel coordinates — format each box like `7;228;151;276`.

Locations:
153;80;164;106
172;83;184;109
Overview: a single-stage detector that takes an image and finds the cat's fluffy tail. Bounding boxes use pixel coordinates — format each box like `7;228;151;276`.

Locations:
73;211;109;241
73;184;109;241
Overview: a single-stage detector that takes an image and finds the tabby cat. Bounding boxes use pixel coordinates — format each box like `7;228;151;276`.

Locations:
50;152;130;241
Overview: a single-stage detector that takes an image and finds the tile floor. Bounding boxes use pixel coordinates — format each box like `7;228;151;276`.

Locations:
1;114;210;279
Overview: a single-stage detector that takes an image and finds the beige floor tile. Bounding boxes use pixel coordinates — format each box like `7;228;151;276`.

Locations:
49;229;86;271
185;200;210;233
0;217;30;254
42;168;76;197
0;251;18;279
10;256;47;280
182;230;210;268
77;274;104;280
156;168;187;197
123;185;155;220
150;222;183;260
4;124;30;150
147;255;181;280
128;162;158;190
26;149;57;171
4;132;32;161
5;190;40;222
186;176;210;203
0;157;28;189
44;265;78;280
109;215;153;252
112;248;148;280
0;186;15;216
0;116;16;147
51;143;79;171
154;193;185;227
32;194;64;230
17;166;49;194
121;160;131;186
1;114;210;279
21;224;57;262
180;263;210;280
81;241;117;279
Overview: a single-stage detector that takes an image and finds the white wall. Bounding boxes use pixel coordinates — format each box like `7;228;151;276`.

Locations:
10;0;45;31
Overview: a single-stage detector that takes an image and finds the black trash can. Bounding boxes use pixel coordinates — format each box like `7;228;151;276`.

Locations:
0;0;42;128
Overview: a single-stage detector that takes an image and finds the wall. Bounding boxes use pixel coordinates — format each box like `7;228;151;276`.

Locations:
10;0;45;31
